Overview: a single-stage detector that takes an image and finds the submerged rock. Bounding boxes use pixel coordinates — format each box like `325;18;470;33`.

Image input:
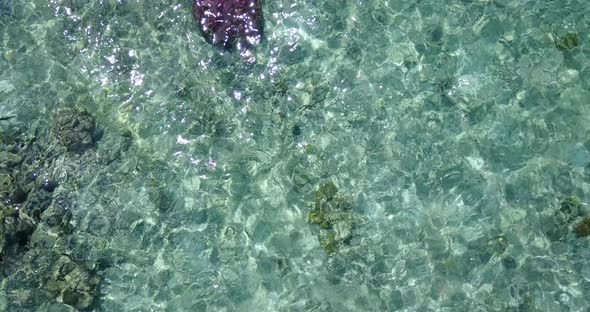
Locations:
192;0;263;51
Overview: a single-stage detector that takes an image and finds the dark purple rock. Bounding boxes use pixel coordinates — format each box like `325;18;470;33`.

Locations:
193;0;263;51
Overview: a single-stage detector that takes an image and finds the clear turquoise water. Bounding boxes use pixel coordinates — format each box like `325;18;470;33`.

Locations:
1;0;590;311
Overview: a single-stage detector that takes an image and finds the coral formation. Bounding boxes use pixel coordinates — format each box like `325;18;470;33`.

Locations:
51;108;97;154
1;115;105;310
148;178;182;212
95;129;132;165
575;216;590;238
308;181;355;255
483;235;508;257
192;0;263;51
0;205;34;261
45;255;101;310
555;33;579;51
0;0;11;18
558;196;583;223
544;197;590;241
0;127;57;260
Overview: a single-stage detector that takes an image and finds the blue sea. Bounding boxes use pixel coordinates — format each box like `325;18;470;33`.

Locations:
1;0;590;311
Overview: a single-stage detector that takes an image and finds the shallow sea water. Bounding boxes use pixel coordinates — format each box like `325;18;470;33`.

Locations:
1;0;590;311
